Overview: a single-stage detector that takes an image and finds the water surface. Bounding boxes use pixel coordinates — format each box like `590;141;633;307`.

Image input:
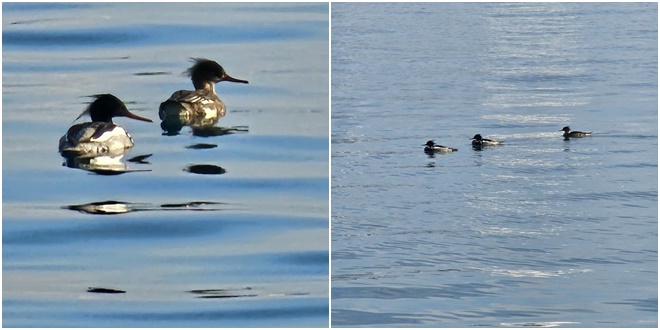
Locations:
3;3;329;327
332;3;657;327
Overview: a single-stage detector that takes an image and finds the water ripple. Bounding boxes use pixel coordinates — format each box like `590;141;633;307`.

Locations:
4;29;141;47
3;22;327;49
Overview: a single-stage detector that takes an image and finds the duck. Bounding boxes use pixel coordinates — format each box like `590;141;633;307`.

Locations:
471;134;503;146
423;140;458;153
159;58;249;122
58;94;153;157
561;126;591;138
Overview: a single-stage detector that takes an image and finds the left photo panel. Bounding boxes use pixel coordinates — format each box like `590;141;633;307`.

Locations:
3;2;329;327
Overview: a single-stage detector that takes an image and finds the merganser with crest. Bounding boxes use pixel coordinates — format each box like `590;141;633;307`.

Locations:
59;94;152;156
561;126;591;138
471;134;503;146
423;140;458;153
159;58;249;122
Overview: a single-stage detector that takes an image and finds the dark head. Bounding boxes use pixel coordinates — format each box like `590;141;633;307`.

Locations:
471;134;483;141
560;126;571;132
76;94;153;123
187;58;249;89
423;140;435;147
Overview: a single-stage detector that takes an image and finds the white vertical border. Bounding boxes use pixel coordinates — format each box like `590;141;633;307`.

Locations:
327;1;333;327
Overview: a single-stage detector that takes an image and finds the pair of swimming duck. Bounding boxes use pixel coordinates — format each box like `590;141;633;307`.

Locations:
58;58;248;156
423;134;500;153
423;127;591;153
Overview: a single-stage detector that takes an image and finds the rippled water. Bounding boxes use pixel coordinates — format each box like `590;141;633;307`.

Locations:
3;3;328;327
332;3;657;327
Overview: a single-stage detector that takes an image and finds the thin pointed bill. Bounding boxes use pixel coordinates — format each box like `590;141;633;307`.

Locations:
222;74;249;84
122;110;153;123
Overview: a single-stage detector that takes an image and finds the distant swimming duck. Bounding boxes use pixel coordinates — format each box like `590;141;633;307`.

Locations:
423;140;458;153
561;126;591;138
159;58;249;122
471;134;503;146
59;94;153;156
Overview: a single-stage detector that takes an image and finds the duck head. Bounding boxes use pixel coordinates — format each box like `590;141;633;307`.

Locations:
187;58;249;90
76;94;153;123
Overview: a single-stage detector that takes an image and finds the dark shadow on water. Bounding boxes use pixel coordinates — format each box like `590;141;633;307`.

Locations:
64;200;230;215
133;71;171;76
192;126;249;137
127;153;153;164
184;164;226;175
86;287;316;299
186;143;218;150
84;286;311;299
9;18;62;25
189;288;258;299
188;287;310;299
87;287;126;294
160;201;226;208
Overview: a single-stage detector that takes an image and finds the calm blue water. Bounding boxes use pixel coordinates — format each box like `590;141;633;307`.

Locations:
332;3;657;327
3;3;328;327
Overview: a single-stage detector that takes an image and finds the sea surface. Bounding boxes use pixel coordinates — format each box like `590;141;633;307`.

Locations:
332;3;657;327
2;3;329;327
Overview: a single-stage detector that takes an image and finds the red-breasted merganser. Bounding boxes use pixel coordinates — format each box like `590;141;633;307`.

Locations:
158;58;249;122
58;94;152;156
471;134;504;146
561;126;591;138
423;140;458;153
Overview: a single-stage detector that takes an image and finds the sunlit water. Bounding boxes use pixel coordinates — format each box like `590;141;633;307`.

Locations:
332;3;657;327
3;3;329;327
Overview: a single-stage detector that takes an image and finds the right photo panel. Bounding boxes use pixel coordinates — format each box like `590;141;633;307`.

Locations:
331;3;658;328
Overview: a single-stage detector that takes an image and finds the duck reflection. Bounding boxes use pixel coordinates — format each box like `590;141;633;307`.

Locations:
159;109;219;135
65;200;135;214
64;200;228;215
62;152;152;175
160;112;249;136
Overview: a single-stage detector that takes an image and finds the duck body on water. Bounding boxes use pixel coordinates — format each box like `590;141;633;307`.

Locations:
471;134;503;147
561;126;592;139
58;94;153;157
423;140;458;153
424;127;592;154
158;58;249;122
